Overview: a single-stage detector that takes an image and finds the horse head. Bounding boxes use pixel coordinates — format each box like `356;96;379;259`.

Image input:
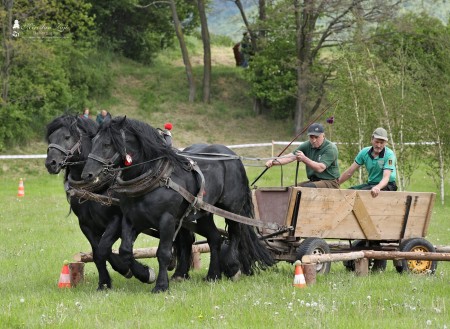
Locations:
82;116;187;183
45;115;98;175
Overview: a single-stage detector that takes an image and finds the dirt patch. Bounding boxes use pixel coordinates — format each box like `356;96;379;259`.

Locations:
172;46;236;67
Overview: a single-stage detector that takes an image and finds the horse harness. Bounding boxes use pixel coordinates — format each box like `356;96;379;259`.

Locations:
100;154;281;233
83;129;283;232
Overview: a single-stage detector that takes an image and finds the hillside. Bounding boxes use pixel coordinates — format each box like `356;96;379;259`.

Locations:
2;45;293;159
90;46;293;151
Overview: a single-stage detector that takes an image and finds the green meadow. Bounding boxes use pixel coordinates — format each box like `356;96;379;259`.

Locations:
0;159;448;329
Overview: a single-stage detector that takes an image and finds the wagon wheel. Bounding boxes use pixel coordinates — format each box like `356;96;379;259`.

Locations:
343;240;387;272
296;237;331;274
395;238;438;274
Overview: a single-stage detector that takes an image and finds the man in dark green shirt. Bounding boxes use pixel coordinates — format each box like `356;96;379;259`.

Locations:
266;123;340;188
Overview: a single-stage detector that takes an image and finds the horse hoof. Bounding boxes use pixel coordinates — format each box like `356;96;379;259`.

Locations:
147;268;156;284
171;274;189;282
124;269;133;279
97;283;111;291
230;270;241;282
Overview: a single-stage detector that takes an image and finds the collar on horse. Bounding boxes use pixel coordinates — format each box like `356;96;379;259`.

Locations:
111;157;206;201
67;172;117;193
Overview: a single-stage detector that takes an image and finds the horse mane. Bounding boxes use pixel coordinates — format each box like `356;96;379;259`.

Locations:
46;114;98;142
102;116;190;174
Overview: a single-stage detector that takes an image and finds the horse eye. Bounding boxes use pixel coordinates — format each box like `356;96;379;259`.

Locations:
65;135;71;140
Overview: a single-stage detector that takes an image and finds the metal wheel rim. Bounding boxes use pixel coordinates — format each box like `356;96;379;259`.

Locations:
406;246;433;273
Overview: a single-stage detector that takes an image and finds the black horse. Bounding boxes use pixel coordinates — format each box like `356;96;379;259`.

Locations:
81;117;275;293
45;114;157;290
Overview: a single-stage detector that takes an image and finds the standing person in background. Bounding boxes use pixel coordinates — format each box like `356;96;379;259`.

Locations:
338;127;397;198
81;107;90;119
240;32;252;68
96;109;111;125
265;123;340;188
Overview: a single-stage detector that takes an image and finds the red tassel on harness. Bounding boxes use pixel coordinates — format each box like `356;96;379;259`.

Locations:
125;154;133;166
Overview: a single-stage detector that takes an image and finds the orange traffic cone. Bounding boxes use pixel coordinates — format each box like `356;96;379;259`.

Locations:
58;261;71;288
17;178;24;197
293;260;307;288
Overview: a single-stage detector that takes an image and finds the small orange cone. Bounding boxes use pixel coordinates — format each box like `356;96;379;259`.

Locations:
58;261;71;288
17;178;24;197
293;260;307;288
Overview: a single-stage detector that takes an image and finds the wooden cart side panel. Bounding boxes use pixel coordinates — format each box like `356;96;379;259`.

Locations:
292;188;366;238
252;187;293;235
356;191;436;239
421;192;435;237
317;191;356;238
352;194;381;240
292;188;436;240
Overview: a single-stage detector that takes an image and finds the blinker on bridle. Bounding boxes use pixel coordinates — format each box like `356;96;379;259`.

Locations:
87;129;130;171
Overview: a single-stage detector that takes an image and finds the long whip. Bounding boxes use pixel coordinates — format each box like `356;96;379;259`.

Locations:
250;100;338;186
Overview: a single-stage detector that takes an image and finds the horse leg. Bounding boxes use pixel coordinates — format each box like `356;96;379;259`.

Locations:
97;215;133;279
196;214;222;281
80;224;112;290
220;220;242;280
152;212;176;293
171;227;195;281
119;216;156;285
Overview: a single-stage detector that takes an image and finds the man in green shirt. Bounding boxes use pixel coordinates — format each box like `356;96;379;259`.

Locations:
265;123;340;188
338;127;397;198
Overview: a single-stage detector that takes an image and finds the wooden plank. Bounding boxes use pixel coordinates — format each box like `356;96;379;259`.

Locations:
318;191;356;238
302;250;450;264
422;192;436;237
288;188;436;240
363;250;450;261
352;193;381;240
302;251;365;264
73;244;211;263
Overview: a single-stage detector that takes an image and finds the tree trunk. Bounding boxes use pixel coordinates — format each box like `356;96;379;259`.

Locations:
197;0;211;103
428;91;445;205
169;0;196;102
1;0;14;103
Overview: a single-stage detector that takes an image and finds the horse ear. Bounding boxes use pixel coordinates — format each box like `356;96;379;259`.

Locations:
117;116;127;128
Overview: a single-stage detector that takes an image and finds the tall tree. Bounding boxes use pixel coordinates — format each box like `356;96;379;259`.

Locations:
1;0;13;103
246;0;401;134
169;0;196;102
196;0;211;103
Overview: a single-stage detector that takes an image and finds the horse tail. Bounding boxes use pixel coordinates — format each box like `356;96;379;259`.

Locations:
237;188;276;275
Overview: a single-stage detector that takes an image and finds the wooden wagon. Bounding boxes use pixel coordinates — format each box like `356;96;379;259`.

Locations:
252;187;438;274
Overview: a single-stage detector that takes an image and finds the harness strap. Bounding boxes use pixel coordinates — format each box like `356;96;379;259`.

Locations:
88;152;120;166
112;159;173;197
164;177;281;231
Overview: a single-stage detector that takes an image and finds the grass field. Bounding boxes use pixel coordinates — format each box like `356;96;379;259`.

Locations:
0;160;449;329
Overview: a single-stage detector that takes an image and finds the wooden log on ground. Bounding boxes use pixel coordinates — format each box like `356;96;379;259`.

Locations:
362;250;450;261
435;246;450;253
302;251;365;264
69;262;85;286
302;263;316;285
73;244;211;263
328;242;450;253
355;258;369;276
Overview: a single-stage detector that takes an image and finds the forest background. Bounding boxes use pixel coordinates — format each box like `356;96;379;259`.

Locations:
1;0;450;204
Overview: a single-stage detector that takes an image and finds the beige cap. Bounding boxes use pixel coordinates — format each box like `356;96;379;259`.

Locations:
372;127;388;141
